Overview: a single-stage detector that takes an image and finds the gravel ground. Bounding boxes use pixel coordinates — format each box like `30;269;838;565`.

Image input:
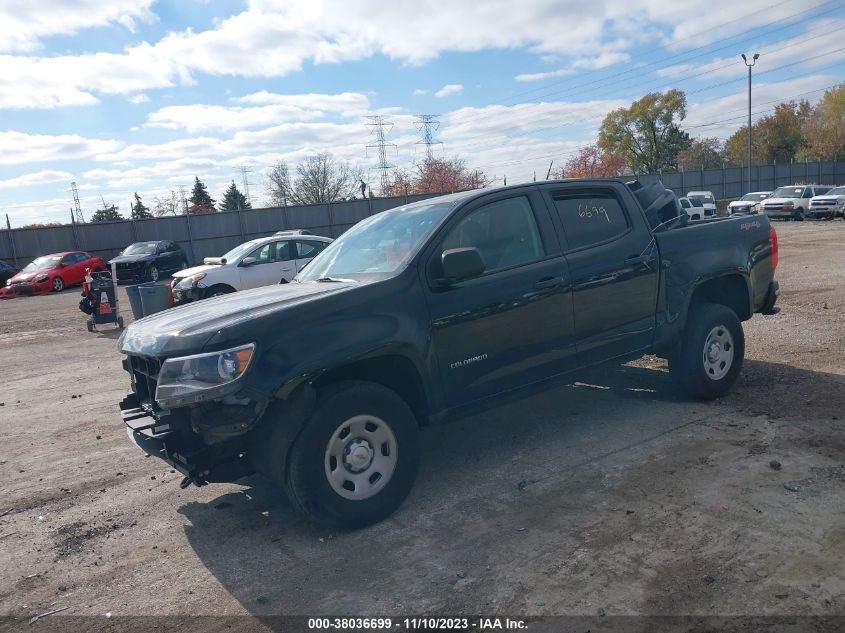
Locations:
0;221;843;628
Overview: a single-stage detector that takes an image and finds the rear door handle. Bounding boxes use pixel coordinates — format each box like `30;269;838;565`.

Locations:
534;276;565;289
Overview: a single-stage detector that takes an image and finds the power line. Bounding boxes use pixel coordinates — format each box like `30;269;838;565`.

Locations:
237;165;253;204
365;115;397;194
414;114;443;160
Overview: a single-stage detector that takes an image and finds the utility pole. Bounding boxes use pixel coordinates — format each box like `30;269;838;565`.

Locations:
414;114;442;161
365;115;397;195
741;53;759;194
237;166;253;205
70;181;85;223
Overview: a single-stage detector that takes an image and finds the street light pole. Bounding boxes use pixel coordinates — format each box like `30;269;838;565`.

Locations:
741;53;759;193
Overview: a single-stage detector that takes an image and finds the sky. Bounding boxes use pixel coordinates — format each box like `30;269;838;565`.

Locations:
0;0;843;227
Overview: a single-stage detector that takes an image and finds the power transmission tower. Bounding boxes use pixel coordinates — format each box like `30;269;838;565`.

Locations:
70;181;85;223
414;114;442;160
178;185;189;214
365;115;396;194
237;166;253;204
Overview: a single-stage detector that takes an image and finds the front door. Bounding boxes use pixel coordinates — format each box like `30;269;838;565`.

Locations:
423;189;576;409
541;184;659;365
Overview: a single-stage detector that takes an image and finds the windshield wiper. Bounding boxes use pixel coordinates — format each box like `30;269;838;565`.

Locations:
315;276;355;283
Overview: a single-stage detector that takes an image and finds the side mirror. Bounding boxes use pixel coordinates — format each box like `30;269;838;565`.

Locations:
59;262;68;268
240;257;258;267
442;247;485;282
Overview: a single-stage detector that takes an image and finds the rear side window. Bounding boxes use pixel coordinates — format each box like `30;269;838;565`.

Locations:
552;191;630;250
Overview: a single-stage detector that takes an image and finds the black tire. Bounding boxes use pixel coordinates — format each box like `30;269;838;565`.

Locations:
147;264;159;282
52;276;65;292
795;208;805;221
86;320;94;332
669;303;744;400
284;381;420;529
204;284;234;298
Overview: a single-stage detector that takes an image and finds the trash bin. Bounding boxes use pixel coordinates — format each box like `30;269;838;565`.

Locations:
138;282;171;317
125;284;144;321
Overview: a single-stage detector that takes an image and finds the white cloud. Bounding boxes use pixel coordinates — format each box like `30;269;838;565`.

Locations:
413;89;429;96
435;84;464;98
0;131;121;165
0;170;74;189
515;68;575;82
0;0;156;53
128;94;150;104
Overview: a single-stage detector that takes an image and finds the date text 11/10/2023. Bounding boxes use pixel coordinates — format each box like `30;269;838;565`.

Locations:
307;617;527;630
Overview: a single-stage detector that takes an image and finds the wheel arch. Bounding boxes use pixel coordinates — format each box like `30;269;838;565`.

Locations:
689;273;752;321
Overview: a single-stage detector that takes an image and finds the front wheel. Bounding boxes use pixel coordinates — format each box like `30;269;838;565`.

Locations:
147;265;159;282
669;303;745;400
52;276;65;292
795;208;805;221
284;381;420;529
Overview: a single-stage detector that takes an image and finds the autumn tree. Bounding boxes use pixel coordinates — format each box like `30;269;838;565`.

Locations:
130;192;153;220
552;145;627;178
188;176;216;214
218;181;251;212
411;156;493;193
724;102;810;165
801;84;845;161
598;89;691;173
152;190;182;216
677;137;725;171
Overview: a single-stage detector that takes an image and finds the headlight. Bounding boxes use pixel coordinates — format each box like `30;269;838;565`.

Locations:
174;272;206;289
782;201;794;209
34;274;48;282
155;343;255;407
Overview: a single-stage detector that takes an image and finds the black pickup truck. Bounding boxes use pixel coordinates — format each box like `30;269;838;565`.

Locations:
117;179;780;527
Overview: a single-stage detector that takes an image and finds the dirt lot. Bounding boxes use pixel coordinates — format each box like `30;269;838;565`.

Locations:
1;222;844;627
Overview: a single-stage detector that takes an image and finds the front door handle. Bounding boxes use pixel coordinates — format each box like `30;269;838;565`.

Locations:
534;276;565;289
625;254;648;266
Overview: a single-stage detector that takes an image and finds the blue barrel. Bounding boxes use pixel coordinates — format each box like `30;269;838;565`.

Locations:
138;282;171;317
125;284;144;320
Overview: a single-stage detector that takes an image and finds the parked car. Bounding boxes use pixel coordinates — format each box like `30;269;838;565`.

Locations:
4;251;106;295
728;192;770;215
170;233;332;304
686;191;717;216
808;186;845;220
109;241;189;283
0;260;19;286
678;197;703;221
760;185;832;220
118;179;780;528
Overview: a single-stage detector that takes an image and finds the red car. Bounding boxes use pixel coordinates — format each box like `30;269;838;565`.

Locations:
3;251;106;297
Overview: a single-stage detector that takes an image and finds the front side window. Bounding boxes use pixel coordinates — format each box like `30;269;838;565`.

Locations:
296;240;324;258
680;199;691;208
552;190;630;250
441;196;544;274
248;243;275;264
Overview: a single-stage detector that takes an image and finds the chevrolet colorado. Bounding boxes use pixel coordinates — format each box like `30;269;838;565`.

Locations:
117;179;780;528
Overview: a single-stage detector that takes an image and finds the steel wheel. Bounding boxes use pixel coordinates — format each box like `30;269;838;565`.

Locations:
52;276;64;292
148;265;159;282
702;325;734;381
324;414;398;501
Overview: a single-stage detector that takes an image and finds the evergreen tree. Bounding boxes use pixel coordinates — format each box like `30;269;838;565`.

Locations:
90;205;124;222
218;181;251;212
130;192;153;220
188;176;216;214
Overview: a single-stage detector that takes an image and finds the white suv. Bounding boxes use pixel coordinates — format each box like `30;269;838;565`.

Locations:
808;186;845;220
171;234;332;304
761;185;831;221
686;191;717;216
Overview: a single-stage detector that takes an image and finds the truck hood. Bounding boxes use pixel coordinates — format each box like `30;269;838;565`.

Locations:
761;197;796;205
173;263;222;279
109;254;154;264
119;281;356;357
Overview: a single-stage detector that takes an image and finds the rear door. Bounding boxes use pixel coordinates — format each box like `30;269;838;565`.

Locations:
293;239;327;272
422;187;576;408
541;184;659;365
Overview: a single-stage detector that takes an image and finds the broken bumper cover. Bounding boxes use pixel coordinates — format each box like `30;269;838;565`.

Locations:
119;393;253;485
760;280;780;315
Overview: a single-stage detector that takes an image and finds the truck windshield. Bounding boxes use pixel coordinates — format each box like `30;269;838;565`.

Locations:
772;187;803;198
689;194;714;203
296;201;454;283
741;193;769;201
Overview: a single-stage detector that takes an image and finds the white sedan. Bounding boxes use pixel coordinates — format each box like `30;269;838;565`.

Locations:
171;233;332;304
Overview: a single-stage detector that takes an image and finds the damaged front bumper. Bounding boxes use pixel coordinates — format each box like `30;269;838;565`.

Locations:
119;393;255;487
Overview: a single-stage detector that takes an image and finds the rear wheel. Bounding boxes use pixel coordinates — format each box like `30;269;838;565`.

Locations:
283;381;420;529
51;276;65;292
670;303;744;400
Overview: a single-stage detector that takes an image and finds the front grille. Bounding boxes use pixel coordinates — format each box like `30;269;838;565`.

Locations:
810;201;835;208
125;355;162;404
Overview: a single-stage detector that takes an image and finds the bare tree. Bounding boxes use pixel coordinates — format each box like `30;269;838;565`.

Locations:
152;190;181;216
265;152;364;206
